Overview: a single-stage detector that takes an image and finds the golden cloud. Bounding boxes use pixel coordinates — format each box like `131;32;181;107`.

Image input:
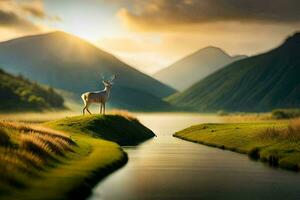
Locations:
116;0;300;32
0;0;59;41
20;0;46;19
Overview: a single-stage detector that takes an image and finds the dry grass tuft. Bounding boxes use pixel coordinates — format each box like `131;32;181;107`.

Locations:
221;113;271;123
9;148;44;169
0;111;77;123
0;153;33;175
20;134;55;160
109;109;137;121
259;119;300;141
258;127;281;140
0;128;11;147
0;121;75;146
0;121;76;190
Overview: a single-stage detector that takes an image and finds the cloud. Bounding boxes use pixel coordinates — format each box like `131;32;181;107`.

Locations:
0;8;41;31
116;0;300;31
20;0;46;19
0;0;59;40
96;22;298;74
20;0;61;21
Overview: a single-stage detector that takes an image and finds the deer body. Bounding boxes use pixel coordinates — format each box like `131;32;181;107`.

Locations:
81;75;116;115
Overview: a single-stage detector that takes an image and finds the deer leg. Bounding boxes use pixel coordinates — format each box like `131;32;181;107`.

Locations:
103;103;106;115
86;103;92;115
86;109;92;115
83;101;87;116
100;103;102;114
83;107;86;115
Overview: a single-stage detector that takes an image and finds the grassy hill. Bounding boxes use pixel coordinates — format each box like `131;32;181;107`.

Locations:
168;32;300;112
0;31;176;111
0;114;155;200
154;46;246;91
0;68;64;111
47;114;155;146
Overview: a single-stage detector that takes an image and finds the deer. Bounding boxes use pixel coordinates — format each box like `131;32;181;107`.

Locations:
81;75;116;115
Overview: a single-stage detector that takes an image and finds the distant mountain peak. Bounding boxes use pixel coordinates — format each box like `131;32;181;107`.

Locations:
201;46;222;50
168;32;300;112
195;46;230;56
154;45;246;91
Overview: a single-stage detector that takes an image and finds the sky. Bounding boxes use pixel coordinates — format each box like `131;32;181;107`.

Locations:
0;0;300;74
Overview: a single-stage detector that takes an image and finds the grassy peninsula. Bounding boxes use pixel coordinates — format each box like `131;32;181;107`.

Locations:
174;120;300;171
0;114;155;200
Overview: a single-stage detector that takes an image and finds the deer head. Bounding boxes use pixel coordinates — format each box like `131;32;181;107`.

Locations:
102;74;116;89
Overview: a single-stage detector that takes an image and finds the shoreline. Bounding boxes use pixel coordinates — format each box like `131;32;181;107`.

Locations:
67;151;128;200
1;114;154;200
173;122;300;171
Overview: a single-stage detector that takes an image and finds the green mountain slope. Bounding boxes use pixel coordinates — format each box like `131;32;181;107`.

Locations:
0;31;176;111
0;68;64;111
168;32;300;112
154;46;246;90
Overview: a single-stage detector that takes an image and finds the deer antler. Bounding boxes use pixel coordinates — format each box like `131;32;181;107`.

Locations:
111;74;117;81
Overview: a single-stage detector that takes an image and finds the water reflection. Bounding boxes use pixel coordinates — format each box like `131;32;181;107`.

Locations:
89;113;300;200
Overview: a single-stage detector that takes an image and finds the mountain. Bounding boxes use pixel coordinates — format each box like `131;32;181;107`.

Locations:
0;31;176;111
154;46;247;91
0;68;64;111
168;32;300;112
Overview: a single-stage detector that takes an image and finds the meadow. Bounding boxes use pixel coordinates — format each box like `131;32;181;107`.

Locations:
0;113;154;200
1;108;299;200
174;119;300;171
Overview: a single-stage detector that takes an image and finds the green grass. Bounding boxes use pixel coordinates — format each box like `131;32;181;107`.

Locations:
174;121;300;171
0;68;64;111
0;114;155;200
46;114;155;145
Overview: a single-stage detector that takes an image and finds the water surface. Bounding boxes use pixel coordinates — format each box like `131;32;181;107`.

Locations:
89;113;300;200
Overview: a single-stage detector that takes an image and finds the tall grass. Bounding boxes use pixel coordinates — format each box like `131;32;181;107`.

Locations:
108;109;138;121
0;128;11;146
221;113;270;123
0;121;76;191
0;111;78;123
258;119;300;141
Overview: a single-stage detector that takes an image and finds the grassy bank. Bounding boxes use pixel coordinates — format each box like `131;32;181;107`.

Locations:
174;120;300;171
0;114;155;200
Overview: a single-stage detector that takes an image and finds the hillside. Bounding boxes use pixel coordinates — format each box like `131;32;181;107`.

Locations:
0;68;64;111
0;31;176;111
168;32;300;112
154;46;246;90
0;114;154;199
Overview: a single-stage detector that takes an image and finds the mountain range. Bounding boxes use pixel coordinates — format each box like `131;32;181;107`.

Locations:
0;31;176;111
154;46;247;90
168;32;300;112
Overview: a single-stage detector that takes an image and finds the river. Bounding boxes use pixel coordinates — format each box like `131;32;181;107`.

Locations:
88;113;300;200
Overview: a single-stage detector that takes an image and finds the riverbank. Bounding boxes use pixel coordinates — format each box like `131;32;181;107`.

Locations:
174;120;300;171
0;114;155;200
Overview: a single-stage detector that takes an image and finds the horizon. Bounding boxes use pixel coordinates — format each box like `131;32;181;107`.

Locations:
1;0;300;74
